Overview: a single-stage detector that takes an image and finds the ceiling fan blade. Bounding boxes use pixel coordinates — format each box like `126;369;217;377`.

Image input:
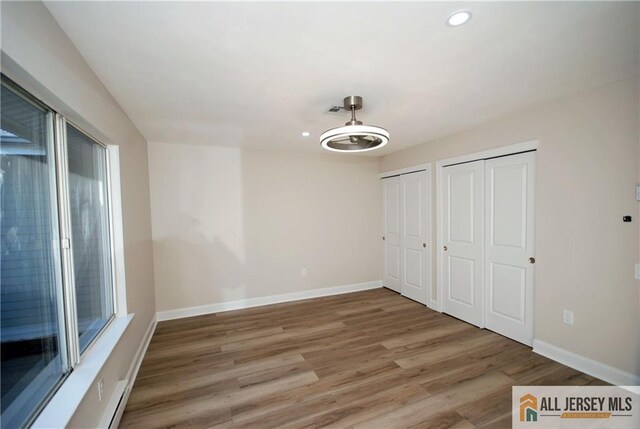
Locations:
330;136;357;144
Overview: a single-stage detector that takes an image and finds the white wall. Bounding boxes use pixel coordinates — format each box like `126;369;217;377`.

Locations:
380;77;640;376
0;2;156;427
148;143;382;313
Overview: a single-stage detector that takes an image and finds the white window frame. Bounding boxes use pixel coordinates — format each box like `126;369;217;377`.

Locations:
60;117;119;359
1;74;132;429
31;144;132;429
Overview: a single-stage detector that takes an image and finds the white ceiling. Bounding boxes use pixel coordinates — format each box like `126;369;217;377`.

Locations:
45;1;639;156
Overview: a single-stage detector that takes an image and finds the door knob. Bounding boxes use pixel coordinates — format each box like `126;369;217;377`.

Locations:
423;243;427;248
382;236;385;241
443;246;448;251
528;257;536;264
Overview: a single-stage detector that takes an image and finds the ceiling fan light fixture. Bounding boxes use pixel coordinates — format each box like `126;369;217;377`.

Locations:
320;125;389;153
320;96;389;153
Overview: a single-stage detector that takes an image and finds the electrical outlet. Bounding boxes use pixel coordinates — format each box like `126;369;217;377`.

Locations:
97;377;104;402
635;263;640;280
562;310;574;326
300;268;308;277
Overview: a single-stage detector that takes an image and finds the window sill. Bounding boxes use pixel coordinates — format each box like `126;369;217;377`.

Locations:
31;314;134;429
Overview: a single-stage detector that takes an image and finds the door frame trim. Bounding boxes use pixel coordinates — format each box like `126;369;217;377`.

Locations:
379;163;430;179
435;140;538;312
380;163;432;307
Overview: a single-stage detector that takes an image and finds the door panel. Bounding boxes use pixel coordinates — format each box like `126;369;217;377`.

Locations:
383;177;401;292
385;246;401;282
448;172;475;243
491;165;527;248
484;152;536;345
449;256;475;306
400;171;429;304
404;249;422;287
490;263;525;321
442;161;484;326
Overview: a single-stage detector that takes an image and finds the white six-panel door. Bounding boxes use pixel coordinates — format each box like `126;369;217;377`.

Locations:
484;152;536;345
383;177;401;293
400;171;429;304
442;161;485;327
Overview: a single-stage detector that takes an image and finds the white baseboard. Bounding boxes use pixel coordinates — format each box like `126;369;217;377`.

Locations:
157;280;383;322
108;314;157;429
533;339;640;386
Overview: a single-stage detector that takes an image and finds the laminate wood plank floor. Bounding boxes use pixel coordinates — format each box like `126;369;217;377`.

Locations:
120;288;606;429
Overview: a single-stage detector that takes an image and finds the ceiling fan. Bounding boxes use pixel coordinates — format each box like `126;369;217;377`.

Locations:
320;96;389;153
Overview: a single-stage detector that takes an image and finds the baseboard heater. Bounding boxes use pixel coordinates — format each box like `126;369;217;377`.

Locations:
98;379;129;429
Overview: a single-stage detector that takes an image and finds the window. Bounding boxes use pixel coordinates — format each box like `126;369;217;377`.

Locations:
0;78;67;429
66;125;114;353
0;76;115;428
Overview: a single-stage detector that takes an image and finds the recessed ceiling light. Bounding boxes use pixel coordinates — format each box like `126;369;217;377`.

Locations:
301;131;310;137
446;10;472;27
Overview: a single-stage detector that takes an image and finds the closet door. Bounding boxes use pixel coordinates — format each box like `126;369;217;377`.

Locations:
484;152;536;346
442;161;485;327
382;177;401;292
400;171;429;304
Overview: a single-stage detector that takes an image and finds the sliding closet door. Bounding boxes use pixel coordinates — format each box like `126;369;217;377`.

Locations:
484;152;536;346
400;171;429;304
442;161;485;327
383;177;401;292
